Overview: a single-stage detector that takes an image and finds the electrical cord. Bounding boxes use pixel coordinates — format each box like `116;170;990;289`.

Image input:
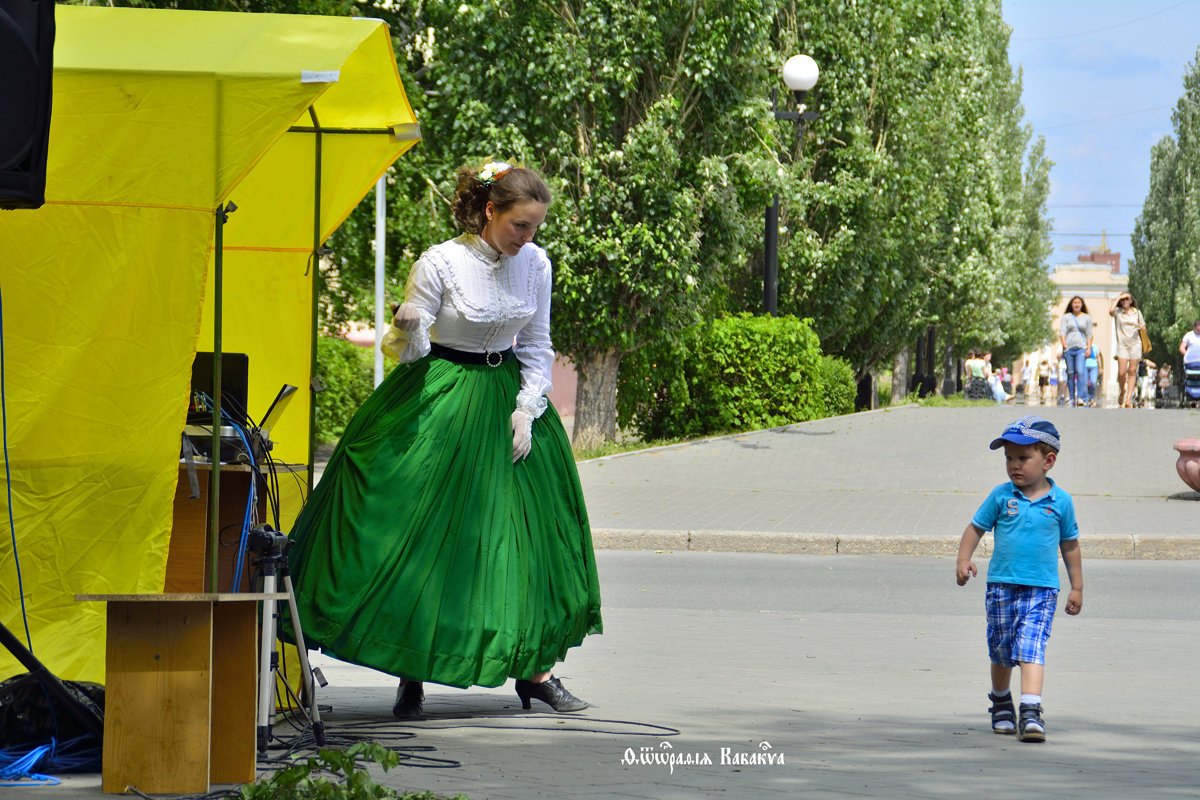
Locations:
0;281;34;653
0;735;101;785
221;416;257;592
256;721;460;770
0;741;58;786
348;715;681;737
188;393;275;592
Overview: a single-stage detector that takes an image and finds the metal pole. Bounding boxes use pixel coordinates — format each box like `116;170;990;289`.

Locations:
209;204;224;593
942;327;956;398
764;195;779;315
764;84;816;317
307;108;322;492
208;80;225;594
374;176;386;387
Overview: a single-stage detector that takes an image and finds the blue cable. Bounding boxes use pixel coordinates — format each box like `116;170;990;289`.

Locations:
189;391;258;592
0;734;100;784
0;281;34;651
224;416;257;592
0;740;61;786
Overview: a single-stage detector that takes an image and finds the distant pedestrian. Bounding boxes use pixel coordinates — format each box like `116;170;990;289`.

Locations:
1137;359;1155;408
955;415;1084;743
1083;346;1102;407
1157;363;1173;405
983;351;1014;404
1109;292;1147;408
1037;359;1051;405
1058;296;1093;407
964;349;988;399
1179;319;1200;366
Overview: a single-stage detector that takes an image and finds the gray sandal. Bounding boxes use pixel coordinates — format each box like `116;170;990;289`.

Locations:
988;692;1016;734
1018;702;1045;742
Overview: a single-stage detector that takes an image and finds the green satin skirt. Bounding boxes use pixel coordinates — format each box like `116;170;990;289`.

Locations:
286;354;602;689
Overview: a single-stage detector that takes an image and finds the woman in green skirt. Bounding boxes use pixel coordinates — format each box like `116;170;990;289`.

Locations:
287;162;602;718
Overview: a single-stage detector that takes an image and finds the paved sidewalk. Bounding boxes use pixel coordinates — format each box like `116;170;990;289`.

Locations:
44;554;1200;800
32;404;1200;799
578;404;1200;559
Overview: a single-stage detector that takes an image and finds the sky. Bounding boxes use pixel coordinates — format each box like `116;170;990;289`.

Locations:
1002;0;1200;272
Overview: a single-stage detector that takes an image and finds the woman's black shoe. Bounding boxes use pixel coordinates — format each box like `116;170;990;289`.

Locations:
392;680;423;719
514;676;588;712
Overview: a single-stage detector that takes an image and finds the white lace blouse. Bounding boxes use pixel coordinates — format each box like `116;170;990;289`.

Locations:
380;233;553;418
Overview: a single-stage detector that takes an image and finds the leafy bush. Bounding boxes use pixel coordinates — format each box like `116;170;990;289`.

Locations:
618;313;855;439
240;742;466;800
814;354;857;417
315;336;377;444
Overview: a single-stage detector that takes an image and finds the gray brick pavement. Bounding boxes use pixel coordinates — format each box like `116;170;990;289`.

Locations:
579;405;1200;558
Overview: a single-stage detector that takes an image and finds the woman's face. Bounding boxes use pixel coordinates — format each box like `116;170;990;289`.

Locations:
1119;295;1131;308
1071;297;1083;313
482;200;548;256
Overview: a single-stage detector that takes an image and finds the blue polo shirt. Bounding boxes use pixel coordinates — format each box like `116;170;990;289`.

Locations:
971;478;1079;589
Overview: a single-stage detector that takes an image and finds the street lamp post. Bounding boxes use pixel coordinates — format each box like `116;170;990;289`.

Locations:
764;54;820;316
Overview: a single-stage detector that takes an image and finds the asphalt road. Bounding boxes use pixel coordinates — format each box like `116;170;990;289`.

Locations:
47;549;1200;800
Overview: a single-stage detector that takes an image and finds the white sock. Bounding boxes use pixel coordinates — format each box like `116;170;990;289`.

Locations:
1021;693;1041;706
991;689;1011;698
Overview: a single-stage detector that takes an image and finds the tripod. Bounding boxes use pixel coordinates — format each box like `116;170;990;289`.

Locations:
247;525;325;753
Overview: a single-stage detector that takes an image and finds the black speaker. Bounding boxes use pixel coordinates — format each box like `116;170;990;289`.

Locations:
0;0;54;210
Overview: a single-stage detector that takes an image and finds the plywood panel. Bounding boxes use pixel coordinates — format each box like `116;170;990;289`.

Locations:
166;470;209;593
167;468;259;593
101;601;213;794
209;601;259;784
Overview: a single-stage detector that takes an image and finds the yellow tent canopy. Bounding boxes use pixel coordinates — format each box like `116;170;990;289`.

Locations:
0;5;418;681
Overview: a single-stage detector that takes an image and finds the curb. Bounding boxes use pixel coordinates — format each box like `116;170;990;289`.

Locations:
590;529;1200;560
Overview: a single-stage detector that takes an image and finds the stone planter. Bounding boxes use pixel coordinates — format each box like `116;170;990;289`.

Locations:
1173;438;1200;492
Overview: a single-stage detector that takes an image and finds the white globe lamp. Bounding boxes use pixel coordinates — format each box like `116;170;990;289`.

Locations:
782;54;819;93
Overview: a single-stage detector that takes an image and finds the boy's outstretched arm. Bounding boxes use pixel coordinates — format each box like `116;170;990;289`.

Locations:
1061;539;1084;615
956;523;985;585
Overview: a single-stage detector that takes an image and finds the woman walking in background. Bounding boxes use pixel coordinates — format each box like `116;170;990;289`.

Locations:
1110;292;1147;408
1059;296;1093;407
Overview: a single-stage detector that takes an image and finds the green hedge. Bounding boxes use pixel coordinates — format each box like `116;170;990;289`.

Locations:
618;313;856;440
314;336;377;444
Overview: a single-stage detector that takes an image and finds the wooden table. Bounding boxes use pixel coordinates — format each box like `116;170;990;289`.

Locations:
76;592;285;794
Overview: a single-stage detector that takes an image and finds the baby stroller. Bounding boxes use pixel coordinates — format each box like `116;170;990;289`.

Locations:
1182;362;1200;408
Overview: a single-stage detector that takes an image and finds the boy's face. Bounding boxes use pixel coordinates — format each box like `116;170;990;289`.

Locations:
1003;441;1055;490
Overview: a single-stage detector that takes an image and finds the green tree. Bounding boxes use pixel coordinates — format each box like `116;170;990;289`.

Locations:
366;0;784;447
87;0;1056;436
1130;48;1200;357
756;0;1055;373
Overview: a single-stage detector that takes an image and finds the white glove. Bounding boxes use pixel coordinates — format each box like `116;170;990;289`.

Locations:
511;409;533;463
391;302;422;332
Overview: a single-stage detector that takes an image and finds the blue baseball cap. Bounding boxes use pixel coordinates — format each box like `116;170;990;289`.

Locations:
989;415;1061;451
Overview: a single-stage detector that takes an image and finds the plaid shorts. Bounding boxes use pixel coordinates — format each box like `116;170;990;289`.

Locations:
985;583;1058;667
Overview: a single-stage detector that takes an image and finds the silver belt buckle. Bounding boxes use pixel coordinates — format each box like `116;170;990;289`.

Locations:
485;350;503;367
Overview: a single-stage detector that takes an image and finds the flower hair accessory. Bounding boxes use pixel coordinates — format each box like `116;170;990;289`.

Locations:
478;161;513;185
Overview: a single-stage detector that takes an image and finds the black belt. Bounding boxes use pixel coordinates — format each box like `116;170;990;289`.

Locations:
429;342;514;367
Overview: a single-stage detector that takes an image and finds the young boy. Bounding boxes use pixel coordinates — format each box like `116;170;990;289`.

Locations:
956;415;1083;742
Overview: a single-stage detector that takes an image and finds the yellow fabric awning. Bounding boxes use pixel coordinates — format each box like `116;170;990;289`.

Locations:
0;5;418;681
